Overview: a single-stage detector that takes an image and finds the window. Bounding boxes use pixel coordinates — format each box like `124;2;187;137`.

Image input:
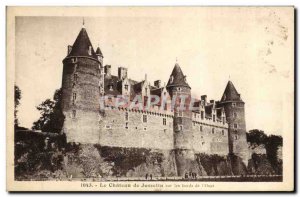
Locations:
234;123;238;129
74;73;78;83
143;127;147;131
193;122;196;126
232;103;236;107
177;87;182;91
124;84;129;90
202;142;205;145
179;125;183;131
143;114;147;123
194;113;197;118
163;118;166;126
72;57;77;63
72;110;76;118
223;117;225;124
72;93;77;105
125;112;129;121
212;128;215;134
125;122;129;129
233;112;237;118
222;130;225;136
163;129;167;133
106;125;111;129
201;111;204;119
200;125;203;132
235;135;238;140
178;111;183;117
213;115;216;122
144;96;148;106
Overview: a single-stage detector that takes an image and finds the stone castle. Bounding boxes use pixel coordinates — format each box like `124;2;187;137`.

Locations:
61;26;249;176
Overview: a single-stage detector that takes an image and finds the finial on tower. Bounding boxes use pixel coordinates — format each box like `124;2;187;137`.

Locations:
176;57;178;63
82;18;85;28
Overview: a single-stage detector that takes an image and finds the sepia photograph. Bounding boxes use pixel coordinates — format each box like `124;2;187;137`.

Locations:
6;6;294;192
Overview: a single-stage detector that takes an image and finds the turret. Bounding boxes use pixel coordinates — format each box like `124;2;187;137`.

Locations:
95;46;104;66
167;63;194;176
218;80;249;166
61;25;101;143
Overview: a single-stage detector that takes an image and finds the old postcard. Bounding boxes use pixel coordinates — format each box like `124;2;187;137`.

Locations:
7;6;294;192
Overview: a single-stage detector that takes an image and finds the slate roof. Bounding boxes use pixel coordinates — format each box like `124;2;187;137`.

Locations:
220;80;242;102
67;28;97;59
96;47;103;57
167;63;190;88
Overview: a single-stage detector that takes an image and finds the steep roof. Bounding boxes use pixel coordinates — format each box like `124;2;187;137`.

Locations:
96;47;103;57
220;80;242;102
67;28;97;59
167;63;190;88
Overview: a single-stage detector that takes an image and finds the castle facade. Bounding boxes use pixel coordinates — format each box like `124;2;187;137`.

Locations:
61;26;249;175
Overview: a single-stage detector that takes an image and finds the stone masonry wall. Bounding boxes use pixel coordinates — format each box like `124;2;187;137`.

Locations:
99;108;174;150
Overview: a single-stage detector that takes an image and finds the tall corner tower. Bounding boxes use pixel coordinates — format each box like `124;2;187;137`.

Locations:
61;26;102;144
219;80;249;165
167;63;194;176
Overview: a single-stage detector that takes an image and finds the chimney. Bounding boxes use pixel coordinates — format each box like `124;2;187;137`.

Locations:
67;45;72;55
210;100;215;104
154;80;161;88
118;67;128;80
201;95;207;105
104;65;111;76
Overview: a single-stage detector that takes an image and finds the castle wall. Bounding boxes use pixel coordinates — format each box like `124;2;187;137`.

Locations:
99;108;174;150
192;113;229;155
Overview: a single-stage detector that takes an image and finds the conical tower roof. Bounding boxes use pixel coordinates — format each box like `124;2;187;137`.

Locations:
67;27;97;59
96;46;103;57
220;80;242;102
167;63;190;88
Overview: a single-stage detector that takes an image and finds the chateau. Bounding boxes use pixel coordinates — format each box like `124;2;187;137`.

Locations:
61;26;249;176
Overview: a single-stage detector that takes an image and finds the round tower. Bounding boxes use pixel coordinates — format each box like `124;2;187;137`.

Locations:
167;63;194;176
61;26;102;143
218;80;249;165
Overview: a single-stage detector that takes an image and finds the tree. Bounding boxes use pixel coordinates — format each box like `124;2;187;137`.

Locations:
265;135;283;168
32;88;65;133
246;129;268;146
247;129;283;174
14;85;21;128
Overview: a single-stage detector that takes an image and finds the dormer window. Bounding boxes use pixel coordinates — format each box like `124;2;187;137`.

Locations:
232;103;236;107
109;84;113;91
88;46;92;55
170;76;174;83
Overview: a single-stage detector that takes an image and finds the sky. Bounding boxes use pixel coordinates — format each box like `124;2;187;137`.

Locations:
15;7;294;135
